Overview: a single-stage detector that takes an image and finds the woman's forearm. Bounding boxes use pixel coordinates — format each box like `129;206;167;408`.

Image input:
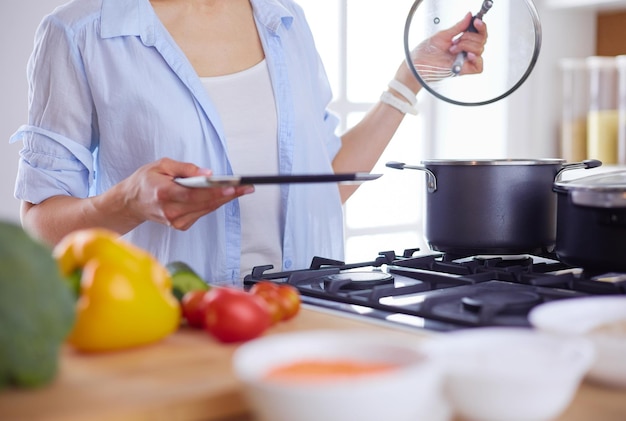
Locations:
20;158;255;246
333;102;405;202
333;62;421;203
20;188;142;246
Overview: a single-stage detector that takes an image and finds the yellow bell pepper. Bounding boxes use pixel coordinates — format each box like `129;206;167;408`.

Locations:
53;228;181;352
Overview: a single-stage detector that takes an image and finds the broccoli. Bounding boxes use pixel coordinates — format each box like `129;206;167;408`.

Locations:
0;221;75;389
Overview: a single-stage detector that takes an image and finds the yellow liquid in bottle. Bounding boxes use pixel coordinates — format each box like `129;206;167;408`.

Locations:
587;110;619;164
561;117;587;162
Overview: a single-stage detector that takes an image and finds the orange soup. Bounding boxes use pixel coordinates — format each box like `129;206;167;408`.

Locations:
264;360;400;383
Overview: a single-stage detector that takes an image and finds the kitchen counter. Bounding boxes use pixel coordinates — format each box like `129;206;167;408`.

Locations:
1;306;624;421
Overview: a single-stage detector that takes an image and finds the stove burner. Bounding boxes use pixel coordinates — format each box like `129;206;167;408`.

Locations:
244;247;622;331
320;271;394;290
461;290;542;314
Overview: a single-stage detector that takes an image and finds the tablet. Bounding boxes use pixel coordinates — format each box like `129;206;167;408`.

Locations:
173;173;382;188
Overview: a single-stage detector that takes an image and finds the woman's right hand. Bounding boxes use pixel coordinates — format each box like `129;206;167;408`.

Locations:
117;157;254;231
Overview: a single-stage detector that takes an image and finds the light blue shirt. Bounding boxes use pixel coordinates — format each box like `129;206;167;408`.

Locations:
10;0;344;284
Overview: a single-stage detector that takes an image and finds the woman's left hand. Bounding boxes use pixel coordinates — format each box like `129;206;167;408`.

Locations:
395;12;489;92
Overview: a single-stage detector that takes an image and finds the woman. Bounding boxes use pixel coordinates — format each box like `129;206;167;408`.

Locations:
11;0;487;284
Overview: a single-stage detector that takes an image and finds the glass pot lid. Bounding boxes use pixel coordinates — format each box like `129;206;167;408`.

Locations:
554;171;626;208
554;171;626;191
404;0;542;106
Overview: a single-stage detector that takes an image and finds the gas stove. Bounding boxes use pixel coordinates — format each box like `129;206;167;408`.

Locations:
243;249;626;332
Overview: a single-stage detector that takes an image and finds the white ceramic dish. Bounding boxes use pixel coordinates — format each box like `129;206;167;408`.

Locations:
529;296;626;388
232;330;447;421
421;327;594;421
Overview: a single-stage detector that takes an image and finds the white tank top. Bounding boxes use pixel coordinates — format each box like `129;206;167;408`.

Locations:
201;60;282;278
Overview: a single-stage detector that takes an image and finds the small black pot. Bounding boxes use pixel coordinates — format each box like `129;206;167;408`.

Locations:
553;170;626;271
387;159;601;257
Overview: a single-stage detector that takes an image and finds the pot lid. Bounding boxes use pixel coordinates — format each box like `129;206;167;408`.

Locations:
554;170;626;208
404;0;541;106
555;171;626;190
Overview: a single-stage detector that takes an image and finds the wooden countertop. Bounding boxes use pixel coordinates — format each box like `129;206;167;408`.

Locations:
1;307;624;421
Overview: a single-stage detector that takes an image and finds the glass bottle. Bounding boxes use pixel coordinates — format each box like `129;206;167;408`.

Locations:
586;56;619;165
559;58;588;162
616;55;626;165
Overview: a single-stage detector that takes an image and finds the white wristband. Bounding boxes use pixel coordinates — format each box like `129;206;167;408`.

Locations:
388;79;417;106
380;91;418;115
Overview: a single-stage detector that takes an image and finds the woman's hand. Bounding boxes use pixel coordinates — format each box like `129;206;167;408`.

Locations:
117;158;254;231
20;158;254;246
395;12;488;92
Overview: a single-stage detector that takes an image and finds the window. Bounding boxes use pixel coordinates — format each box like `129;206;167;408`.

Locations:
297;0;514;262
297;0;429;262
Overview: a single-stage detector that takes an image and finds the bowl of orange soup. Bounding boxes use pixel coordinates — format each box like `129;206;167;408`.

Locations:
232;329;447;421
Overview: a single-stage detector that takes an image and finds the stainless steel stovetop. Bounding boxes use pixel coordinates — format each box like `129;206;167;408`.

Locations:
243;250;626;332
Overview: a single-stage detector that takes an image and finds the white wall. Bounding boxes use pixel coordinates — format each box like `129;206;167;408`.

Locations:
0;0;68;223
506;1;596;159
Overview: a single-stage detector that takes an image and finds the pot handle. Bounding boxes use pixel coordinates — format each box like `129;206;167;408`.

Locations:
385;161;437;192
554;159;602;182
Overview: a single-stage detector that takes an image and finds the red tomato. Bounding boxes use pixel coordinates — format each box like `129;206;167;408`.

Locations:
249;280;280;295
250;281;284;325
203;287;271;343
250;281;301;322
257;293;285;325
181;290;209;328
276;284;301;321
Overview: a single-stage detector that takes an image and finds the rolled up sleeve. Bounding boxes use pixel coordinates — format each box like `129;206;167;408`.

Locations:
11;125;94;204
11;12;96;204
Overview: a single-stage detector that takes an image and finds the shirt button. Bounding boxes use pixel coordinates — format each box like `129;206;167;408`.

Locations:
284;259;292;269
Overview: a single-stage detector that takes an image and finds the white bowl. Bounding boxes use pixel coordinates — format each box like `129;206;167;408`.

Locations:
232;330;447;421
421;327;594;421
529;296;626;388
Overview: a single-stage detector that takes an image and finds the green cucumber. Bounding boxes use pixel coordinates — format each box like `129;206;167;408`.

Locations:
166;261;209;302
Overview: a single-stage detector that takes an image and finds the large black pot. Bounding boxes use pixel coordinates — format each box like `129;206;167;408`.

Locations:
553;170;626;271
387;159;601;256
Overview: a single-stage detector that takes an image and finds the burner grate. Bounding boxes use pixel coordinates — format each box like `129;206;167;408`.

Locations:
243;247;626;330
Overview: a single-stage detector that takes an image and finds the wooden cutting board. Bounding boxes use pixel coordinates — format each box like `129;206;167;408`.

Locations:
1;307;625;421
0;307;432;421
